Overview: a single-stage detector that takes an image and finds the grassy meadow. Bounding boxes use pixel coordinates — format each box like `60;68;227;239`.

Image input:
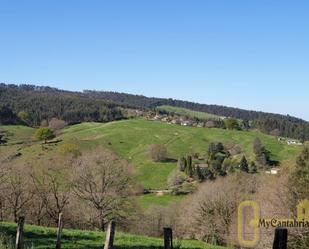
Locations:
0;222;226;249
0;118;301;192
138;193;184;209
156;106;222;120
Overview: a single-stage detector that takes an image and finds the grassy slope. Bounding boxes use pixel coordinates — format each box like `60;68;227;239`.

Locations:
0;125;35;144
0;222;225;249
60;119;300;188
0;119;301;191
157;105;222;120
139;194;184;209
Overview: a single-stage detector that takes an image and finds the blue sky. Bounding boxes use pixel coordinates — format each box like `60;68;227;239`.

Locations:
0;1;308;120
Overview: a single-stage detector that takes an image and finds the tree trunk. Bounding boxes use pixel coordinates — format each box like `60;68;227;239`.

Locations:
14;210;18;223
101;218;105;232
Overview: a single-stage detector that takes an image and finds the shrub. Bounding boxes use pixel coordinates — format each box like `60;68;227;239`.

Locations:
59;143;81;157
49;118;67;131
34;128;55;143
0;233;14;249
171;182;196;195
224;118;240;130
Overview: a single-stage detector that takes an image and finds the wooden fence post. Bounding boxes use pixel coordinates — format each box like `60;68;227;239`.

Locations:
163;227;173;249
15;216;25;249
56;213;63;249
273;228;288;249
104;221;116;249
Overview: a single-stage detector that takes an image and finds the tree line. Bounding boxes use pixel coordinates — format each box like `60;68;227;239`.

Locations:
0;84;124;126
84;89;309;140
1;83;308;140
0;148;135;231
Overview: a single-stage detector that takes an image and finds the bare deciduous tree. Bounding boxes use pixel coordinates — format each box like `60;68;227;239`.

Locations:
5;165;34;222
177;173;260;246
30;159;72;225
0;155;9;221
72;149;134;231
149;144;167;162
48;118;67;131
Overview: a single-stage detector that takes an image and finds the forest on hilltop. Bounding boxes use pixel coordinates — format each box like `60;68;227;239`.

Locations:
84;90;309;141
0;84;124;126
1;83;309;140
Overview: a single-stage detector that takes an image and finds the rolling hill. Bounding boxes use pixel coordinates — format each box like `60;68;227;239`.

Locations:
1;83;309;140
0;119;301;191
0;118;303;248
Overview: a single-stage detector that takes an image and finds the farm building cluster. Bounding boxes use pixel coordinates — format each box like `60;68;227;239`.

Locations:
146;113;222;128
278;137;303;146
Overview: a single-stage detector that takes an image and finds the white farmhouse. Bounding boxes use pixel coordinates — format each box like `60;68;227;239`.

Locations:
265;168;280;175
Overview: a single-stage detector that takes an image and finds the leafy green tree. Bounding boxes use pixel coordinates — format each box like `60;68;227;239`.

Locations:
200;167;214;180
207;142;229;177
222;158;238;173
208;142;224;159
210;159;225;176
239;156;249;173
224;119;240;130
17;111;29;125
34;128;55;143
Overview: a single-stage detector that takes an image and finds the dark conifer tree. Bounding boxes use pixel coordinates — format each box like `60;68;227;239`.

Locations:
177;157;186;172
194;165;204;181
185;155;193;177
239;156;249;173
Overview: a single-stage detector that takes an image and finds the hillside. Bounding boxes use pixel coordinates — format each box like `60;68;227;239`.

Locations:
157;105;222;120
0;118;304;247
0;84;124;126
1;84;309;140
83;90;303;121
83;90;309;140
0;119;301;191
0;222;225;249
